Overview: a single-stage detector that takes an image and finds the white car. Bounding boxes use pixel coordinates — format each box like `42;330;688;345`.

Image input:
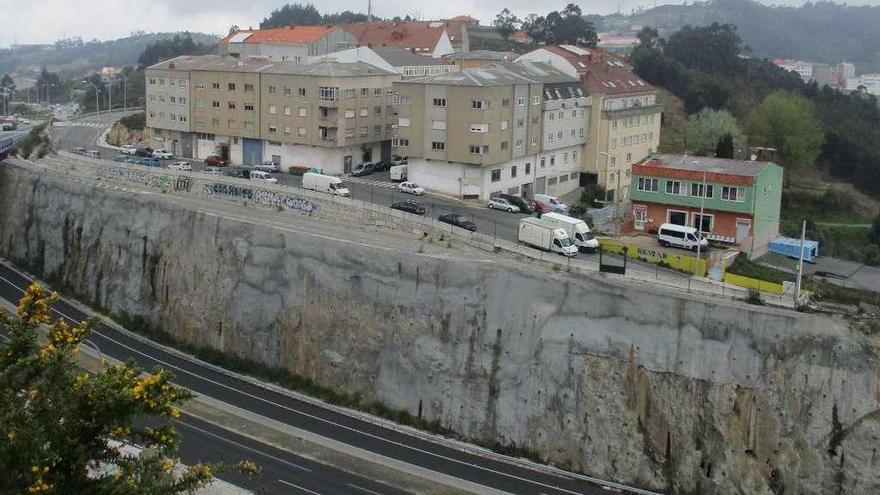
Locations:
120;144;137;155
168;161;192;171
249;170;278;183
254;161;280;173
152;148;173;159
397;181;425;195
487;196;520;213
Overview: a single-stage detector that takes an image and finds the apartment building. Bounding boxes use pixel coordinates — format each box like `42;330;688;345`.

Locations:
343;21;455;58
517;45;662;201
393;62;587;200
145;56;196;156
220;26;356;62
147;55;398;173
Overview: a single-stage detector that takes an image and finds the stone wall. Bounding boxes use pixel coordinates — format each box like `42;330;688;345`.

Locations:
1;162;878;494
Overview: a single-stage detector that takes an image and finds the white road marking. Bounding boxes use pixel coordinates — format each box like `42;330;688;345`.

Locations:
278;479;323;494
347;483;385;495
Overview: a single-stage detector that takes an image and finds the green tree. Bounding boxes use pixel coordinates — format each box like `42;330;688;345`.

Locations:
0;284;258;494
715;133;735;158
665;23;745;74
746;90;824;169
493;9;521;40
685;108;746;156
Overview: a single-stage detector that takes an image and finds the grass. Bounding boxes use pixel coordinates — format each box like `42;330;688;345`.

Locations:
726;257;795;284
804;279;880;307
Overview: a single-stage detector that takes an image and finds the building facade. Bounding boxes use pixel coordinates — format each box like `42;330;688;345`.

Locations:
629;154;783;257
145;56;196;157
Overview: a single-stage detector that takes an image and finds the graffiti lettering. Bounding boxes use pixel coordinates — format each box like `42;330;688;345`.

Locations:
637;248;669;262
174;176;192;192
204;182;317;214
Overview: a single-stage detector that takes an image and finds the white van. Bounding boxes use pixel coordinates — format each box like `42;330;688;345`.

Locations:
249;170;278;184
389;164;407;181
657;223;708;251
302;172;351;197
540;212;600;252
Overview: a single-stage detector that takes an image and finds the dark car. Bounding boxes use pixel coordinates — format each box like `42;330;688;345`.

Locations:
204;155;228;167
224;170;247;179
137;158;160;167
439;213;477;232
351;161;375;176
497;193;535;214
373;159;392;172
391;200;425;216
135;147;154;157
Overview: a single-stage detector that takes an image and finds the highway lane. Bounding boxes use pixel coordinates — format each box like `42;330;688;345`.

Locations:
0;261;656;495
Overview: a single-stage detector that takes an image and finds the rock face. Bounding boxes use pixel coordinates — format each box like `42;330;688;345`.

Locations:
2;163;879;494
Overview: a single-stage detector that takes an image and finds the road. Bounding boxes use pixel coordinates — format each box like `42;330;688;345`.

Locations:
0;261;656;495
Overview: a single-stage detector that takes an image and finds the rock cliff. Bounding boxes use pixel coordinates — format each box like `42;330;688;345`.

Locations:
1;163;878;494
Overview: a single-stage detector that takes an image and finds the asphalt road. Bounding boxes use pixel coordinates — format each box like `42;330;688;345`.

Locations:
0;261;653;495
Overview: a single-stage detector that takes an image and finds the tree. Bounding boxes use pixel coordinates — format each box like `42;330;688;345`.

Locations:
137;34;213;70
715;133;735;158
260;3;367;28
0;284;258;494
523;5;597;46
636;26;660;49
664;23;745;75
746;91;824;169
493;9;520;40
685;108;746;156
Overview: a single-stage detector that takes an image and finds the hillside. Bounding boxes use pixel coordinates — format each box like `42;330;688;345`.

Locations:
599;0;880;71
0;32;218;79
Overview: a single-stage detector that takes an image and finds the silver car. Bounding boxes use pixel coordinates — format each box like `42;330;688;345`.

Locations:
487;196;520;213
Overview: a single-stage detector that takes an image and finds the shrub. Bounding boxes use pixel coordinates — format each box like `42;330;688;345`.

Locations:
118;112;146;131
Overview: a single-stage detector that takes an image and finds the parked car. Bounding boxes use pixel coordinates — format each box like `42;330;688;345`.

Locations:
167;161;192;171
250;170;278;184
254;160;280;173
657;223;708;252
391;200;426;216
137;158;160;167
397;181;425;195
135;147;154;157
120;144;137;155
302;172;351;197
112;154;129;162
487;196;520;213
372;159;392;172
86;150;101;159
152;148;173;159
533;194;569;214
204;155;228;167
439;213;477;232
224;170;246;179
72;147;87;155
351;161;376;177
203;167;224;176
497;193;535;214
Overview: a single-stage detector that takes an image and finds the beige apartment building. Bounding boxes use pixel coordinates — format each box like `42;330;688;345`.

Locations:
145;57;197;156
147;55;398;173
393;62;585;200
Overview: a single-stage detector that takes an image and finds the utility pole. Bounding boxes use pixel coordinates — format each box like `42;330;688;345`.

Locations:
614;171;621;235
794;220;806;306
694;170;707;276
123;74;127;112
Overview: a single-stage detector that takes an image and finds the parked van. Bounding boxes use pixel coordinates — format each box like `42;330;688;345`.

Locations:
389;164;407;181
540;212;599;252
518;217;578;257
657;223;708;252
302;172;351;197
533;194;569;214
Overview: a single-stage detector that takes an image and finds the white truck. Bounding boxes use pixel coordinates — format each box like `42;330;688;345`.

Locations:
518;217;578;257
302;172;351;197
539;212;600;252
389;164;407;181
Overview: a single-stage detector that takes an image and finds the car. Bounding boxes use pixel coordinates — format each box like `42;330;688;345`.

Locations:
120;144;137;155
152;148;173;159
204;155;228;167
487;196;520;213
390;200;426;216
135;147;154;157
351;161;376;177
533;194;569;214
168;161;192;171
439;213;477;232
497;193;535;214
250;170;278;183
137;158;160;167
86;150;101;159
372;159;392;172
112;154;129;162
203;167;224;176
72;147;87;155
224;170;246;178
397;181;425;195
254;160;280;173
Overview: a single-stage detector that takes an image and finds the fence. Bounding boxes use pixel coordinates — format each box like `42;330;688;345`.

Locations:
598;238;708;277
722;272;785;295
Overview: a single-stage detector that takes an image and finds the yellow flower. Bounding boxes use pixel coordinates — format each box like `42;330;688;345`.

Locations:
169;408;180;419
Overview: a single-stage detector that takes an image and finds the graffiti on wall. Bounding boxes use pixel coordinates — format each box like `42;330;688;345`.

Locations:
204;182;318;215
97;166;172;190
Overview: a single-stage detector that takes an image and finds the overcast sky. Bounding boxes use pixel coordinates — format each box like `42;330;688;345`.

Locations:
1;0;878;47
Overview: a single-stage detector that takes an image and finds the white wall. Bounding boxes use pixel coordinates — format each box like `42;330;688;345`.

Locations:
196;139;215;159
515;50;578;78
409;159;470;198
482;154;540;199
432;31;455;58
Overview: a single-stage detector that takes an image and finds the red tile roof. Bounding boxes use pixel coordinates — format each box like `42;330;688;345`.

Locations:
342;22;446;51
536;45;655;95
222;25;336;45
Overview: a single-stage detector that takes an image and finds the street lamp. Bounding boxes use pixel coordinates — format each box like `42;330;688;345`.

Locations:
82;80;100;114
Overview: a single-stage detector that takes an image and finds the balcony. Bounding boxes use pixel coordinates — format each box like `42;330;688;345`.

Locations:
318;126;337;146
319;106;339;122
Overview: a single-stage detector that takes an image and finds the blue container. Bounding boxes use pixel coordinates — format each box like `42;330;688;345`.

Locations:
769;237;820;262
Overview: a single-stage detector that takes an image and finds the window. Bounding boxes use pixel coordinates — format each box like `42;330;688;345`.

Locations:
244;83;254;92
501;120;509;130
511;166;517;178
171;79;178;87
344;89;355;99
372;88;381;96
502;98;510;107
610;157;616;166
637;177;659;192
211;118;220;126
433;98;447;108
211;82;220;90
491;169;501;182
195;82;205;89
570;129;576;137
540;157;546;168
693;213;713;233
194;118;204;127
691;183;714;198
299;107;307;117
359;108;368;117
158;96;165;103
530;136;537;146
560;175;569;183
268;125;277;133
550;155;556;166
515;139;523;148
516;118;524;127
500;141;508;150
532;116;539;125
431;120;446;130
626;152;632;163
284;106;291;116
371;125;380;134
212;101;220;108
572;110;577;117
563;152;569;162
469;123;488;133
179;97;186;105
228;102;236;110
572;150;578;161
471;100;488;110
722;186;745;202
579;128;584;137
549;113;555;121
392;138;409;147
284;125;291;134
268;86;276;95
345;109;355;118
360;88;369;97
158;79;165;86
149;95;157;102
227;119;236;129
548;177;558;186
298;127;307;136
469;145;488;155
169;96;176;104
149;78;156;85
558;111;563;119
548;133;554;142
525;163;531;175
557;130;563;139
612;119;617;130
398;117;411;127
319;87;337;101
244;121;254;131
284;87;291;96
431;141;445;151
359;127;368;136
532;96;540;105
227;82;236;91
666;180;683;195
374;106;382;116
298;88;306;97
516;97;525;106
269;105;277;114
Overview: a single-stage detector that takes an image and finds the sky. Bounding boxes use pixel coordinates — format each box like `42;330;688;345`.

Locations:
1;0;879;47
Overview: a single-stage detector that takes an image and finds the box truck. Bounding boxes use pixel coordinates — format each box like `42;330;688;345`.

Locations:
539;212;600;252
518;217;578;257
302;172;351;197
389;164;407;181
